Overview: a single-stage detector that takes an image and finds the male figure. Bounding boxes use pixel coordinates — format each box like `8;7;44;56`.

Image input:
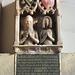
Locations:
20;15;39;45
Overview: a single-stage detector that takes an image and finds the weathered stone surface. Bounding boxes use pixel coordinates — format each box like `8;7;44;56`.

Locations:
61;53;75;75
0;54;14;75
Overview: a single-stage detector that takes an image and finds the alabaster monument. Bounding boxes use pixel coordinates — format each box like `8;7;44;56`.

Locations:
14;0;63;75
14;0;63;54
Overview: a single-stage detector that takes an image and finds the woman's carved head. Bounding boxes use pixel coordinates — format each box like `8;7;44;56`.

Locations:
42;16;52;28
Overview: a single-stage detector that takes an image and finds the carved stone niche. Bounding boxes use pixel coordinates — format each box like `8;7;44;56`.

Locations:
14;0;63;54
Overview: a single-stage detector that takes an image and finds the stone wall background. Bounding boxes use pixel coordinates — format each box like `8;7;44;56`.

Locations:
0;54;14;75
0;53;75;75
0;0;75;75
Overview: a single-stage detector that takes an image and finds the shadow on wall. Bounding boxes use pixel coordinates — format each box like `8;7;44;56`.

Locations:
0;2;15;53
0;3;1;50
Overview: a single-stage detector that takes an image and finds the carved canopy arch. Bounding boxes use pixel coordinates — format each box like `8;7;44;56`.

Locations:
20;0;38;15
19;0;56;15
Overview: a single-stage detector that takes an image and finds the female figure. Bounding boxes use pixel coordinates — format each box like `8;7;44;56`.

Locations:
40;16;55;45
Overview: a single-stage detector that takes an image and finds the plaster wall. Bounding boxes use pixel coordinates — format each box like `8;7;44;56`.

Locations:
60;0;75;53
0;0;15;53
0;1;1;50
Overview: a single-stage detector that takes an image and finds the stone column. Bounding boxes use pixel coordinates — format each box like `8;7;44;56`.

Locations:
14;0;20;45
56;0;63;45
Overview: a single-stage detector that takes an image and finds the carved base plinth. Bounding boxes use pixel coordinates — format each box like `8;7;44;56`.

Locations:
14;45;62;54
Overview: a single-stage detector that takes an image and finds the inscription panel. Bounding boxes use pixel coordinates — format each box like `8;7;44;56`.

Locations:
16;54;59;75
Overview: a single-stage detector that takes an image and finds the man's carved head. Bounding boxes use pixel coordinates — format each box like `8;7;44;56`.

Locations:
25;15;33;26
24;15;33;30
